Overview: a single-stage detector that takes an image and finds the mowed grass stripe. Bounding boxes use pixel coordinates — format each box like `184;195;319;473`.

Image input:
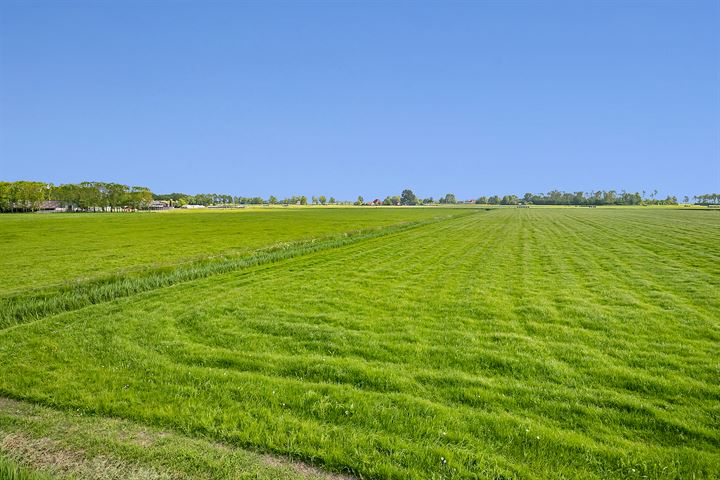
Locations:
548;210;719;320
0;209;718;479
568;209;720;273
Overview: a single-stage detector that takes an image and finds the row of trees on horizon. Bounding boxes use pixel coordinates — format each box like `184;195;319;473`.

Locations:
1;180;718;213
0;181;153;213
151;189;715;207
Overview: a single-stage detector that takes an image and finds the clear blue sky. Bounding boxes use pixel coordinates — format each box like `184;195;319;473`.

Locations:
1;0;718;200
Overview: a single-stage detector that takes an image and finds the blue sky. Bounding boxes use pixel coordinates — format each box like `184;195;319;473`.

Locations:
1;0;718;200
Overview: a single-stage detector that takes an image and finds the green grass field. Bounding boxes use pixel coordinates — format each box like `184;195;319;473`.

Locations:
0;207;718;479
0;207;450;295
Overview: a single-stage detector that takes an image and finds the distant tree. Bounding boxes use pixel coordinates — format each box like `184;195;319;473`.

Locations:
319;195;327;205
0;182;11;212
269;195;278;204
572;191;586;205
329;197;335;204
710;194;716;204
4;181;44;212
400;189;418;205
312;196;318;205
683;195;689;204
422;197;433;204
354;195;364;206
77;182;103;211
439;193;456;204
282;195;306;205
603;190;617;205
106;183;128;211
128;186;152;210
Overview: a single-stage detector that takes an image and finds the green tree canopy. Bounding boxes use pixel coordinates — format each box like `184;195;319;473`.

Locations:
400;189;418;206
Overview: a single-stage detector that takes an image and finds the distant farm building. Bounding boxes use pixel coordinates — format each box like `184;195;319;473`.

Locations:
149;200;172;210
39;200;64;212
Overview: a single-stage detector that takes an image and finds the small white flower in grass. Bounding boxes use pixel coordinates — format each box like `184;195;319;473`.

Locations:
345;410;349;415
440;457;447;465
536;436;540;440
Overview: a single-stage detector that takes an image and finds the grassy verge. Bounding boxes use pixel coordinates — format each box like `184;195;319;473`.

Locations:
0;454;54;480
0;398;348;480
0;212;471;330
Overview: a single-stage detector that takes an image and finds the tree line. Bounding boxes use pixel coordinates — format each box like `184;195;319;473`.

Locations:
368;188;458;205
694;193;720;205
0;181;152;213
474;190;680;206
155;193;325;206
368;189;681;206
2;180;716;212
153;193;266;206
356;189;718;206
157;193;345;206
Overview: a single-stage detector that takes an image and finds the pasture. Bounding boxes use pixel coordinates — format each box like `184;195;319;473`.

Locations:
0;207;718;479
0;207;450;295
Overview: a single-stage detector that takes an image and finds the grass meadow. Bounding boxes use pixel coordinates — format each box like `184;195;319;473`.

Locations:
0;207;718;479
0;207;449;296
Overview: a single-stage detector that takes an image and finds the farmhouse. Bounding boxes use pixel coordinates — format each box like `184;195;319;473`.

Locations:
38;200;64;212
149;200;172;210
